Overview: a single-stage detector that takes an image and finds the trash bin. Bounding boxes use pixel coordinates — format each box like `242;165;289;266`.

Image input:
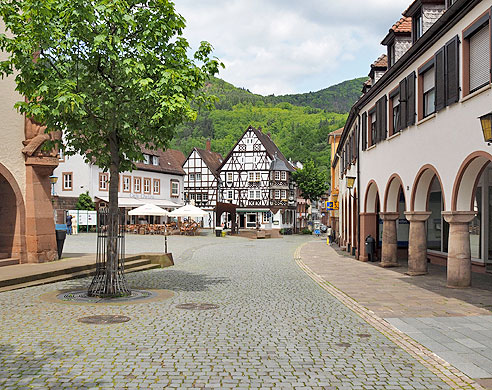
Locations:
365;235;376;261
215;227;223;237
55;229;67;260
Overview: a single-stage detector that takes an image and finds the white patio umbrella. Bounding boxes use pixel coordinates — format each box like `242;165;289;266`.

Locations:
128;203;169;216
169;204;208;218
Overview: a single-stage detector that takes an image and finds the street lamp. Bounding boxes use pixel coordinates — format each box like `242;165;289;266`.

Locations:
346;176;356;189
479;112;492;145
49;175;58;196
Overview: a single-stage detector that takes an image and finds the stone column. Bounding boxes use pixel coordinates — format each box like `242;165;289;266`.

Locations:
442;211;476;288
404;211;431;276
380;212;399;267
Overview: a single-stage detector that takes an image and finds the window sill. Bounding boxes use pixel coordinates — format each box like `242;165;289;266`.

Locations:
365;144;376;151
416;113;436;126
461;84;491;103
387;131;401;141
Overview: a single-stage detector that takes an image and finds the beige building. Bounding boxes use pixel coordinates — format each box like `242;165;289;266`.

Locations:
337;0;492;287
0;20;58;264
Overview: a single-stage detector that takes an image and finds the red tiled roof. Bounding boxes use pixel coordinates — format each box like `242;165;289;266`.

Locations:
372;54;388;68
392;17;412;33
195;148;223;177
136;148;186;175
331;127;344;136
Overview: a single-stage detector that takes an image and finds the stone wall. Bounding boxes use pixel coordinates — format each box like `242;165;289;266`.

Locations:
395;37;412;63
423;4;446;34
52;196;79;224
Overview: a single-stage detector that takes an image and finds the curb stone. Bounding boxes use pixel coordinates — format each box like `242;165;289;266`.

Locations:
294;241;485;390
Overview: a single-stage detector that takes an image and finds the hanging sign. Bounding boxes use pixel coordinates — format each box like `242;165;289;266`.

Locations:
325;201;339;210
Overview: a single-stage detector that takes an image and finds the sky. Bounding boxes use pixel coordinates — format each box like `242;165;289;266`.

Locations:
174;0;412;96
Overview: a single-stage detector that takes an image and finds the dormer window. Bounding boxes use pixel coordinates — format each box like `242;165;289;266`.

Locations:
152;155;159;166
143;154;150;164
413;11;423;43
389;43;396;67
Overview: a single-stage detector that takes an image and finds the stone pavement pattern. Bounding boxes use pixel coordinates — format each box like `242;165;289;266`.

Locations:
301;240;492;386
0;235;454;389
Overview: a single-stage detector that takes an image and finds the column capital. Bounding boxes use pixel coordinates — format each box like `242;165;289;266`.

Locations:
379;212;399;221
404;211;432;222
442;211;475;224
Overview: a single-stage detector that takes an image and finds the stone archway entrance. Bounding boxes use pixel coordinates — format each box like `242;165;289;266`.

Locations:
0;164;26;262
360;181;380;262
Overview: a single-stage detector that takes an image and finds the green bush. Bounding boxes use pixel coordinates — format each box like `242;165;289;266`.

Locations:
301;228;312;235
75;191;95;210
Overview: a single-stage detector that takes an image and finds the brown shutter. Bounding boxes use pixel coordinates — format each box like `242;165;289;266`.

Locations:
382;95;387;139
406;72;416;126
375;99;381;144
399;78;407;130
435;47;446;111
361;112;367;151
446;36;460;105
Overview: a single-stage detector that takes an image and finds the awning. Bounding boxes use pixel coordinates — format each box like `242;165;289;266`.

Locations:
95;196;181;209
236;208;269;213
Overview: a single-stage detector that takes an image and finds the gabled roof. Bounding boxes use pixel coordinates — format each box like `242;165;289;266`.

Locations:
136;148;186;175
195;147;223;177
392;16;412;33
371;54;388;69
219;125;295;172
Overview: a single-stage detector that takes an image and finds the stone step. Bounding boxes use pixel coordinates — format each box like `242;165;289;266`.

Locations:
0;256;159;290
0;258;20;267
0;253;10;260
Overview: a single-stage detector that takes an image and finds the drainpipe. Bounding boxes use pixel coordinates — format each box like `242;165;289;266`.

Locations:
356;114;361;260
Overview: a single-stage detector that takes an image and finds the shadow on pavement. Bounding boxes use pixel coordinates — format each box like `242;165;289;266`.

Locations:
0;341;105;389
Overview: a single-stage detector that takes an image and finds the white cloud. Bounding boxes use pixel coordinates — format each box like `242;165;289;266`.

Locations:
174;0;411;95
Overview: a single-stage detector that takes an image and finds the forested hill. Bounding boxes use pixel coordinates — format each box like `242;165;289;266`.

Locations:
171;76;366;174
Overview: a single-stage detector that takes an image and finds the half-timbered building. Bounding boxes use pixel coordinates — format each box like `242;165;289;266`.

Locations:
218;126;297;231
182;140;223;228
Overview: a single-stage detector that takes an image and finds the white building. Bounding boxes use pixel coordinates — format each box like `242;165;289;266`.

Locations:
182;140;223;228
218;126;297;231
336;0;492;288
52;147;186;222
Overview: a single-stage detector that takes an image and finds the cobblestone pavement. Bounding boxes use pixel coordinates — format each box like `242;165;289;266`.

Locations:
0;235;455;389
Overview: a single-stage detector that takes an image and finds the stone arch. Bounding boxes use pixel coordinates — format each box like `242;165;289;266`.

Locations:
384;174;406;212
452;151;492;211
411;164;446;212
364;180;380;213
0;162;26;261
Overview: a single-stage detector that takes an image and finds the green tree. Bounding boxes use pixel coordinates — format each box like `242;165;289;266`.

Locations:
293;161;328;221
0;0;222;296
75;191;95;211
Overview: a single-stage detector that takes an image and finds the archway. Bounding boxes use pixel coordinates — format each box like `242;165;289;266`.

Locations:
0;163;26;262
381;175;407;267
360;181;380;261
447;152;492;286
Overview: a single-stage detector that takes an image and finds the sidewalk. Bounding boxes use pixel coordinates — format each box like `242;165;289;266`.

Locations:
299;240;492;388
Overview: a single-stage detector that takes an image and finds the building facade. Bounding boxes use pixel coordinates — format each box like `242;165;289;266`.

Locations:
53;148;186;220
336;0;492;287
218;126;297;230
182;141;223;228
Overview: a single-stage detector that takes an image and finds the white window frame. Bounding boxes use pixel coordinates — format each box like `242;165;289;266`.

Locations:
196;173;202;181
275;171;280;181
189;173;195;181
171;181;179;197
227;172;233;183
143;178;151;194
99;173;108;191
143;154;150;164
281;171;287;181
275;189;280;199
153;179;160;194
62;172;72;190
152;155;159;166
123;176;131;192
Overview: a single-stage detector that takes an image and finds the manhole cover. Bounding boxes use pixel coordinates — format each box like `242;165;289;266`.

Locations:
336;342;351;347
57;289;156;303
175;303;219;310
77;315;131;324
357;333;371;338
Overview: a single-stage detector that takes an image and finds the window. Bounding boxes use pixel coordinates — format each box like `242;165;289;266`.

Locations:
370;110;377;146
227;172;233;183
248;172;254;182
390;92;400;134
274;189;280;199
281;190;286;200
249;190;261;200
143;154;150;164
413;11;423;43
189;173;195;181
62;172;72;191
153;179;160;194
190;193;195;200
422;66;436;117
196;193;202;201
262;212;271;223
123;176;131;192
255;172;260;182
99;173;109;191
196;173;202;181
152;155;159;166
58;149;65;162
171;180;179;197
281;171;287;181
274;171;280;181
202;193;208;202
389;43;396;67
225;190;233;200
143;178;151;194
134;177;141;193
463;13;491;95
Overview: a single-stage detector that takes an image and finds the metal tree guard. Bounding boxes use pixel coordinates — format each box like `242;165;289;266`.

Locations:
88;208;131;297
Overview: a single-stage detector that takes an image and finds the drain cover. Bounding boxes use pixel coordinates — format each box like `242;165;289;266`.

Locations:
336;342;351;347
175;303;219;310
357;333;371;338
77;315;131;324
57;289;155;303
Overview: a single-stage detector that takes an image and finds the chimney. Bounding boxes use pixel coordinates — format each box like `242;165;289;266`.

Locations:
206;139;211;151
267;132;271;138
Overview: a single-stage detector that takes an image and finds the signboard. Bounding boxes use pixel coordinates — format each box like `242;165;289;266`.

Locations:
325;201;339;210
69;210;97;226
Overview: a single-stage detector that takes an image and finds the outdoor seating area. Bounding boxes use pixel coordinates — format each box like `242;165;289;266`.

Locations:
124;222;200;236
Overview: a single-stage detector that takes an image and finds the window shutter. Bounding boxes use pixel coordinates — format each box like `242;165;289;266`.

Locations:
445;36;460;105
361;113;367;151
434;47;446;111
406;72;416;126
375;99;381;144
469;25;490;91
399;78;407;130
381;96;388;140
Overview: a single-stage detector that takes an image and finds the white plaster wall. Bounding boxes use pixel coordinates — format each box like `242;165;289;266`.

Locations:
357;1;492;213
0;20;26;198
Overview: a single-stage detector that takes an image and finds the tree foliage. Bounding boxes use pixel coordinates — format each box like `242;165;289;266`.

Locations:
75;191;95;211
292;160;328;202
